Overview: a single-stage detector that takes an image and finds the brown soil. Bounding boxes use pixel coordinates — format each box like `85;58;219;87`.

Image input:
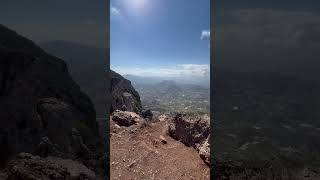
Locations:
110;120;210;180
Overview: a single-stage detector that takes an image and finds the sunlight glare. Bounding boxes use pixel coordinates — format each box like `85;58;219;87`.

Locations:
128;0;147;11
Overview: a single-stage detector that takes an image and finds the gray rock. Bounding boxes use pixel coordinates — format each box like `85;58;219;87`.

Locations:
168;113;210;165
110;70;142;114
197;136;210;165
169;113;210;148
112;110;142;127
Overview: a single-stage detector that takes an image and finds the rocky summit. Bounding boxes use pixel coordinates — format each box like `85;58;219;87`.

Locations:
110;72;210;179
0;24;105;178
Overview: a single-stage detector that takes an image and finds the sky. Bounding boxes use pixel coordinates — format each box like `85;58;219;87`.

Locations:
214;0;320;81
0;0;108;48
110;0;210;80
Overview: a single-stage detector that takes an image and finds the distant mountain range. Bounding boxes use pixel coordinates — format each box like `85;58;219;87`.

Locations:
124;74;210;87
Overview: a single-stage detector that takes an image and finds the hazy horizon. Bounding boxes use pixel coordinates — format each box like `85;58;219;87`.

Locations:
119;72;210;87
0;1;108;48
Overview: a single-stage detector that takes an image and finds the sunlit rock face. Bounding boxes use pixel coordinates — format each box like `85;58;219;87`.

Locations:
110;70;142;114
168;113;210;165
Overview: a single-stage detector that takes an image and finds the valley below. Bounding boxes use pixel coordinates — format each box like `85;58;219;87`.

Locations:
127;78;210;115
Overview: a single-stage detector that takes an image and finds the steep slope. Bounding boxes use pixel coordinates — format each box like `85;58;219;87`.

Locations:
40;41;108;117
110;70;142;114
0;24;100;167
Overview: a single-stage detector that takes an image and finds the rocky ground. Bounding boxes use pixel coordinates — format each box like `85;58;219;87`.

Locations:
110;111;210;180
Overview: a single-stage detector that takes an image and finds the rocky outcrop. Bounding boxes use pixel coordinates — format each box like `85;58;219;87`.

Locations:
169;114;210;147
0;24;99;165
142;109;153;120
110;70;142;114
3;153;95;180
111;110;142;127
168;113;210;165
158;114;170;122
198;136;210;165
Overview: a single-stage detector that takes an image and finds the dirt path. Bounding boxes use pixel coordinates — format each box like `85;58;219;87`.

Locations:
110;121;210;180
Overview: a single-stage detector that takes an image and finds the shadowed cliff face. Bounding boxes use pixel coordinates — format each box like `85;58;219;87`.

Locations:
110;70;142;114
40;41;108;117
0;24;98;165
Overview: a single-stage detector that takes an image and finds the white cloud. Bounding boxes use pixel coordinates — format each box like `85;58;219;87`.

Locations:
111;5;120;15
113;64;210;78
200;30;210;40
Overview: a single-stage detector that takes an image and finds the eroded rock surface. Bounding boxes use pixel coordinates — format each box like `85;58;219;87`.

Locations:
168;113;210;165
110;70;142;114
111;110;142;127
198;136;210;165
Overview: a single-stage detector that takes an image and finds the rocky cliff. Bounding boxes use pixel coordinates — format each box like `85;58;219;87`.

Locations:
0;24;99;166
110;70;142;114
40;41;108;117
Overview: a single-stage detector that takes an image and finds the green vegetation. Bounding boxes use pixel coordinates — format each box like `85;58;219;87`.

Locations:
132;81;210;115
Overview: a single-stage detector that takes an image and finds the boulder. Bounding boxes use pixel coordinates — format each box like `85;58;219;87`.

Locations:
169;114;210;148
112;110;142;127
168;113;210;165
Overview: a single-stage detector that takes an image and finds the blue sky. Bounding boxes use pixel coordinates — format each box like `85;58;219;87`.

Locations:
110;0;210;78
